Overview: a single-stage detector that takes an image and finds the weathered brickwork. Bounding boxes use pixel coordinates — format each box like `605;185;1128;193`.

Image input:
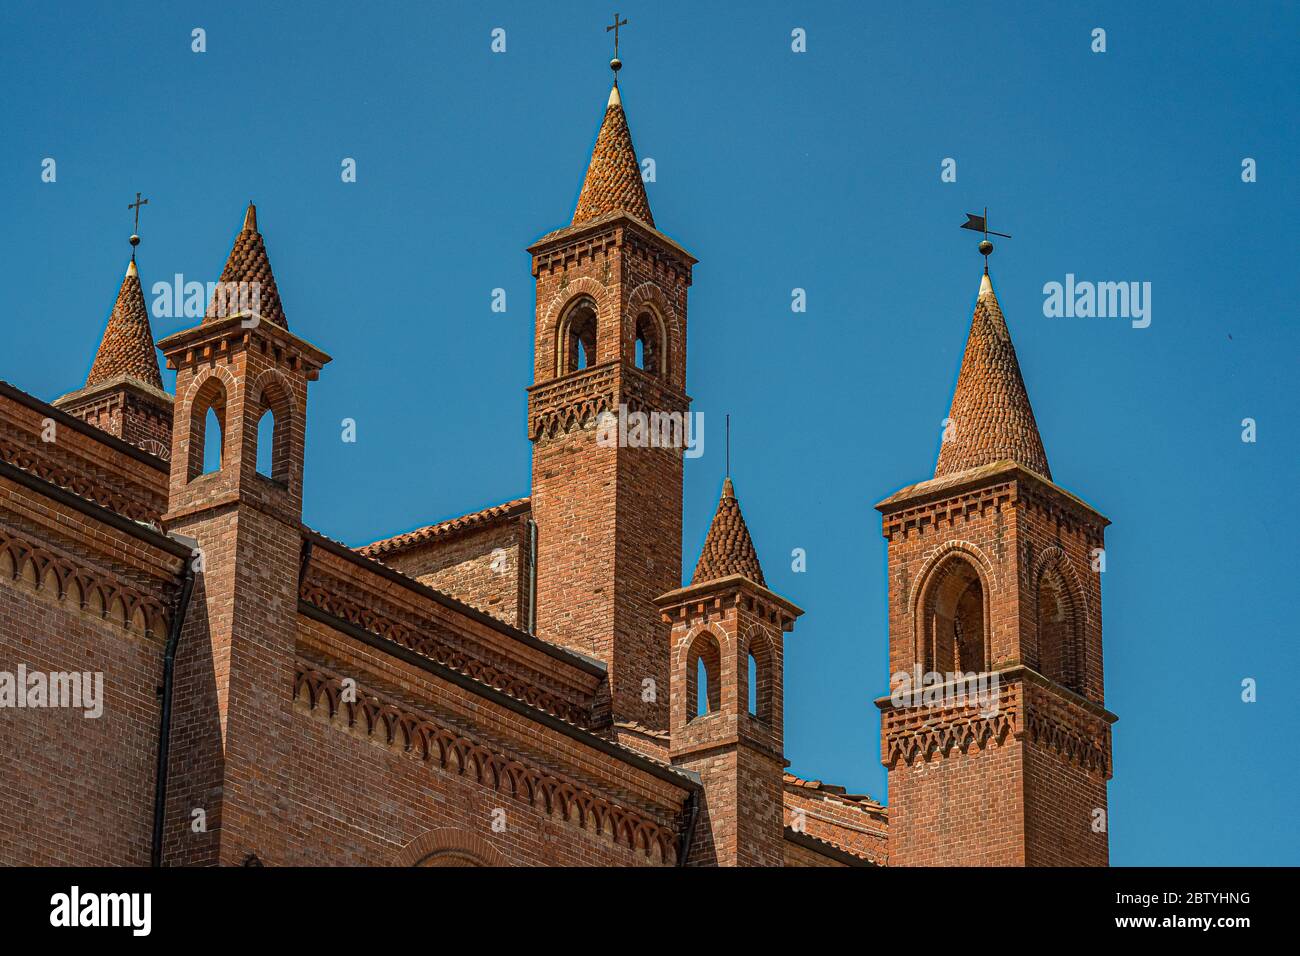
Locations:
360;501;532;628
875;274;1115;867
0;80;1115;869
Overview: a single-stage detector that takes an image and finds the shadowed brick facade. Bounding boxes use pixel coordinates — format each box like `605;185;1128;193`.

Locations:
0;76;1112;868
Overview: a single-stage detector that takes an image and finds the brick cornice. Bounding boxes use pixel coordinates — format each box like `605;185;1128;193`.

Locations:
876;668;1115;778
527;359;690;440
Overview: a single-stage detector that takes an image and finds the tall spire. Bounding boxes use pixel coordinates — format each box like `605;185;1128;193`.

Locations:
85;258;164;390
692;477;765;586
204;202;287;328
935;272;1051;480
572;84;654;227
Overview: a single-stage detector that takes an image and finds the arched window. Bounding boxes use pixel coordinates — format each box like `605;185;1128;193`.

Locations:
187;377;227;481
921;556;987;674
633;311;664;377
251;377;293;486
1037;566;1082;693
203;407;223;474
746;629;776;723
686;630;721;720
255;408;275;477
560;298;598;374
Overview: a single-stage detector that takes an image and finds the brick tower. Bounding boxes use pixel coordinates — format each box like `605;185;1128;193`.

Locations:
527;81;696;730
156;204;330;865
54;254;173;458
659;478;801;866
875;269;1116;866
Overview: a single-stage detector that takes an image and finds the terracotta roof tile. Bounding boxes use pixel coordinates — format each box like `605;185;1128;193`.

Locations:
571;85;654;228
204;202;287;329
85;261;163;390
782;772;885;813
935;273;1050;480
357;497;531;558
691;477;765;586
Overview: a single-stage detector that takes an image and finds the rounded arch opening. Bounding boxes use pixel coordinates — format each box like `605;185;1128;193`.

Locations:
186;377;227;482
1036;563;1083;694
746;628;776;723
558;297;598;374
251;375;294;486
920;555;988;675
685;629;721;721
632;309;666;378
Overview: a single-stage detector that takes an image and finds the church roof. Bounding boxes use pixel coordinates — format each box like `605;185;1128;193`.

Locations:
572;84;654;228
85;260;164;390
691;477;765;586
205;202;288;329
934;272;1051;480
358;497;531;559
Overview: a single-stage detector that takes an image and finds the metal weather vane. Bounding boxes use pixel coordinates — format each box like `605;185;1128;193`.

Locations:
960;207;1011;274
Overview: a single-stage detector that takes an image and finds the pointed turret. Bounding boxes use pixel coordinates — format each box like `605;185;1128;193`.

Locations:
934;272;1051;480
205;202;287;328
692;477;765;586
572;84;654;228
85;259;164;390
56;252;172;458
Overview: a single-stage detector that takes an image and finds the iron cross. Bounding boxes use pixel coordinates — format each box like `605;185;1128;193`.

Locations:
606;13;627;58
128;192;149;233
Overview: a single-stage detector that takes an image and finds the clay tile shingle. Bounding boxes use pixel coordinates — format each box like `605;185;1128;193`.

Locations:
571;85;654;228
935;272;1051;480
85;260;164;390
691;477;765;587
204;202;288;329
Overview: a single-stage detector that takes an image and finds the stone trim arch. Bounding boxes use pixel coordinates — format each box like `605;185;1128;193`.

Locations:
540;278;615;377
910;541;997;673
394;827;511;868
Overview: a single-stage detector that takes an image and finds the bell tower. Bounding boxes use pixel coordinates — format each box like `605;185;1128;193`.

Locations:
659;478;801;866
527;77;695;731
156;204;329;865
875;269;1117;866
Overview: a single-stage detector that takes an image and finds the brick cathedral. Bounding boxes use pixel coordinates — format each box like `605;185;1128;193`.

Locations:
0;74;1115;867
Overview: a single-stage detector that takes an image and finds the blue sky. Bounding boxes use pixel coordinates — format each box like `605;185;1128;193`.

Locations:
3;1;1296;865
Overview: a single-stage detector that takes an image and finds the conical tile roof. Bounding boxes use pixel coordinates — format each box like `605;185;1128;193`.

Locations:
692;477;765;586
935;272;1050;479
85;260;163;389
204;202;287;328
572;85;654;228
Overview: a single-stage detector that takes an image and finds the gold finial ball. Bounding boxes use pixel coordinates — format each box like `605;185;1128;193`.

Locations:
129;234;141;248
610;57;622;73
978;239;994;256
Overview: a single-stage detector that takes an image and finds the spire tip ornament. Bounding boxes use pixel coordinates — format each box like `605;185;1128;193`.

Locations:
961;207;1011;275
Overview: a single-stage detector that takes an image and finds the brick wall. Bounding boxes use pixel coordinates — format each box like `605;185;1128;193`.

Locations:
379;520;529;628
